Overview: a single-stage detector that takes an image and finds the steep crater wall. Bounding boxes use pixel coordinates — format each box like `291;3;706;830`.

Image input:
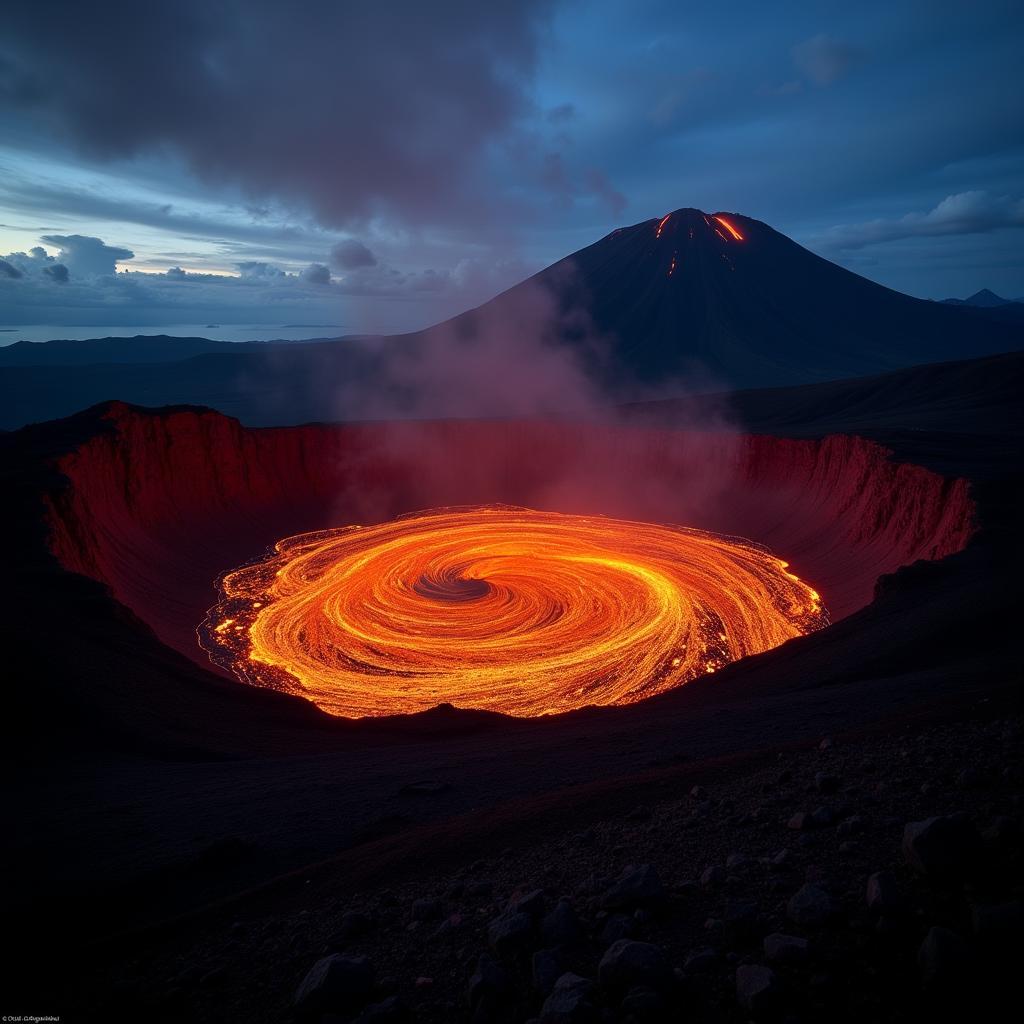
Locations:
44;405;975;684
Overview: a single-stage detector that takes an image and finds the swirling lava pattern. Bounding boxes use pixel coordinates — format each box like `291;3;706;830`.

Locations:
200;506;828;718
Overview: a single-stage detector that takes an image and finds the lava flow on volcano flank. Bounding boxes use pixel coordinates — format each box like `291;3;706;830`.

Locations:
200;506;827;718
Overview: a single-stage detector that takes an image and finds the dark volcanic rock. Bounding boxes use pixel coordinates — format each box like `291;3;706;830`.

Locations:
602;864;667;910
600;913;633;946
598;940;671;994
294;954;374;1016
787;884;838;927
700;864;726;888
815;772;840;793
810;805;838;827
488;910;535;957
353;996;410;1023
540;973;599;1023
467;954;512;1014
903;814;982;880
411;897;442;922
328;910;374;947
722;900;760;943
763;932;809;964
865;871;901;914
683;948;719;974
621;984;664;1017
970;899;1024;941
510;889;547;919
542;899;584;948
532;949;564;997
918;927;971;992
736;964;782;1015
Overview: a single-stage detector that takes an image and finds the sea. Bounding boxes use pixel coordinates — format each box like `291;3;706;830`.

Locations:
0;324;347;345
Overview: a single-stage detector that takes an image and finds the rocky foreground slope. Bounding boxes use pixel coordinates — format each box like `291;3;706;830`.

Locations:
66;701;1022;1023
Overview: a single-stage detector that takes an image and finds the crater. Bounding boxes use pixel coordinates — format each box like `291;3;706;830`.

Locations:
43;403;975;717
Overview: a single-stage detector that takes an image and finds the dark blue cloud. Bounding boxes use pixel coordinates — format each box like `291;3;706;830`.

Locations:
0;0;1021;321
330;240;377;271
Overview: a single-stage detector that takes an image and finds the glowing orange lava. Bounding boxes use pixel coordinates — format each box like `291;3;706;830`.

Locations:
655;213;671;238
713;214;744;240
200;506;827;718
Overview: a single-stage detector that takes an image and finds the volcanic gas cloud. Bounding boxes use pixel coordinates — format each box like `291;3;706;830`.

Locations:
200;505;827;717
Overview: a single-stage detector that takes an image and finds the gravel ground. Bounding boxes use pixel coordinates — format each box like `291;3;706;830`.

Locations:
71;701;1022;1023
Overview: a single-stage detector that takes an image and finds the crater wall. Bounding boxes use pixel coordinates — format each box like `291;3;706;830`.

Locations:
45;404;974;674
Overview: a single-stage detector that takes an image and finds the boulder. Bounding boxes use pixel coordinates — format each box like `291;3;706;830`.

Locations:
488;910;535;957
865;871;901;914
602;864;667;910
511;889;546;918
294;954;375;1017
533;949;564;997
918;926;971;992
787;884;837;927
763;933;808;964
598;940;671;994
683;948;719;974
467;954;512;1012
327;910;374;947
542;899;584;948
700;864;726;888
540;973;599;1024
736;964;782;1015
903;814;982;880
353;996;410;1023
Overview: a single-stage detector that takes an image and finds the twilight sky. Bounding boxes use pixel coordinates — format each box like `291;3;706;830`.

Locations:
1;0;1022;336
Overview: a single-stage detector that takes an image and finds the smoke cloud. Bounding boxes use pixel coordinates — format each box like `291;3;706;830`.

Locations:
311;261;740;533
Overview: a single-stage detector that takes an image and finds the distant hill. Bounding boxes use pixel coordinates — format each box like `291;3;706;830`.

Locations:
0;207;1020;428
939;288;1024;327
0;334;338;366
942;288;1016;308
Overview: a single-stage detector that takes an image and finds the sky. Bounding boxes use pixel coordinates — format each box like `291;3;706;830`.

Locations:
1;0;1022;337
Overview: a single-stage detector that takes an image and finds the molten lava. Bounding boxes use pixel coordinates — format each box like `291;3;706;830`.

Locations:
200;506;827;718
713;214;744;240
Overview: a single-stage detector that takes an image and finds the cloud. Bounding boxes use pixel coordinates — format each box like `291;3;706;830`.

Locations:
583;169;627;218
38;233;133;276
792;34;860;86
539;152;627;216
815;191;1024;252
0;2;557;230
301;263;332;285
236;261;287;280
333;270;609;421
0;232;531;330
330;240;377;271
546;103;576;124
2;244;64;279
43;263;69;283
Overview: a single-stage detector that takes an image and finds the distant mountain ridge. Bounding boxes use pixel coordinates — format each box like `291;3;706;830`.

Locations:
942;288;1022;308
0;207;1020;428
0;333;341;367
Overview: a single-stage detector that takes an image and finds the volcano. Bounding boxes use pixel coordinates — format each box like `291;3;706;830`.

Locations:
1;208;1019;428
426;208;1022;389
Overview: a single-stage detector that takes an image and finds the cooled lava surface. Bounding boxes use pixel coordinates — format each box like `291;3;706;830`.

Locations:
200;506;827;717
